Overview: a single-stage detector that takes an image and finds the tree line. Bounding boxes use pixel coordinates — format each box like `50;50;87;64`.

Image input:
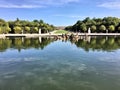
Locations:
0;18;55;34
65;17;120;33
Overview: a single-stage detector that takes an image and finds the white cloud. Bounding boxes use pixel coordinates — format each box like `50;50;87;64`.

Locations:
29;0;80;6
32;0;79;4
0;4;45;8
56;0;80;4
0;0;80;8
53;14;85;18
98;1;120;9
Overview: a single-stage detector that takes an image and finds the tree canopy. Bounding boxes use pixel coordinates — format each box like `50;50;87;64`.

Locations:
0;18;55;34
65;17;120;33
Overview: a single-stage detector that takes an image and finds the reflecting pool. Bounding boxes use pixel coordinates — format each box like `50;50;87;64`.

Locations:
0;36;120;90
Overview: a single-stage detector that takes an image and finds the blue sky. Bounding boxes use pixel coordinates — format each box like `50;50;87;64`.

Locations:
0;0;120;26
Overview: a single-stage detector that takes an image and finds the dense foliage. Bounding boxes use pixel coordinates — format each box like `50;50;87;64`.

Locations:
0;18;55;34
65;17;120;33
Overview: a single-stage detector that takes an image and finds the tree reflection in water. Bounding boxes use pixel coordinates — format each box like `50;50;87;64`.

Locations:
0;36;120;52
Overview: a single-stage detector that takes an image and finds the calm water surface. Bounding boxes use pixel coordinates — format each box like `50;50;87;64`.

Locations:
0;36;120;90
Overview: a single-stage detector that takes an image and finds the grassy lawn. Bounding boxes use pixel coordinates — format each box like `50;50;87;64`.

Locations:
54;30;68;34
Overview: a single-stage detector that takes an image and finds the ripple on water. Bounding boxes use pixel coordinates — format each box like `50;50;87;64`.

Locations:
99;56;120;63
24;72;35;76
3;74;16;79
58;63;87;74
78;81;97;90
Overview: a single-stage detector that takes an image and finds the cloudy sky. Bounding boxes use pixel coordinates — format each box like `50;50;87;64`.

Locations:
0;0;120;26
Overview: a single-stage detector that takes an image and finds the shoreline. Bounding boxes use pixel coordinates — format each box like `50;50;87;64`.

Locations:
0;33;120;38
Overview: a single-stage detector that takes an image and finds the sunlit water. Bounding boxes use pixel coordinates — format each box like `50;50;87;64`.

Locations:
0;36;120;90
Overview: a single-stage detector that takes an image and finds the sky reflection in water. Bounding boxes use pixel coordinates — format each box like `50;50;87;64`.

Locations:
0;37;120;90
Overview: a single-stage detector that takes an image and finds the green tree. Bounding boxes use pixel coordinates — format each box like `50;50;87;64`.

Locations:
0;27;2;34
14;26;22;33
99;25;106;32
80;23;87;32
14;21;21;27
66;17;120;33
0;19;6;26
103;17;120;26
108;25;115;32
0;18;55;34
42;24;48;33
33;27;38;33
91;25;96;32
118;26;120;31
25;26;30;33
94;18;102;26
4;26;11;33
65;26;72;31
39;20;44;29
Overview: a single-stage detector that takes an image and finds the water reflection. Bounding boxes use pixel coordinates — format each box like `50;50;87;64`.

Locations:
74;36;120;52
0;37;56;52
0;36;120;52
0;36;120;90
